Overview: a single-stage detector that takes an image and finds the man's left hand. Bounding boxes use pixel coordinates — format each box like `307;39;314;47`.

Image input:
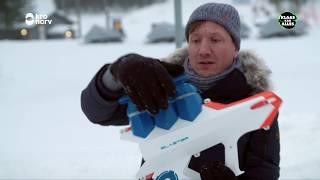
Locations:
200;161;237;180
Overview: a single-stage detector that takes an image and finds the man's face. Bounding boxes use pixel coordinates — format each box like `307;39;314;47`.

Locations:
188;21;238;77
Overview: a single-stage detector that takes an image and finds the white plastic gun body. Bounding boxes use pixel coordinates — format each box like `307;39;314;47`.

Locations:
121;91;282;179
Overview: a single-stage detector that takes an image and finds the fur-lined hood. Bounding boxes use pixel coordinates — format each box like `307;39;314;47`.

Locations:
161;47;272;93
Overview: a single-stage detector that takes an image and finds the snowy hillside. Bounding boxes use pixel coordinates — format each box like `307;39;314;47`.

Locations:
1;0;320;179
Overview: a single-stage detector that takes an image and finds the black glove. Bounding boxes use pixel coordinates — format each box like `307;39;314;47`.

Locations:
200;161;237;180
110;53;184;114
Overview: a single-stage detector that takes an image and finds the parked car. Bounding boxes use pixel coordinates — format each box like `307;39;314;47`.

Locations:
84;25;123;43
259;18;308;38
147;22;185;43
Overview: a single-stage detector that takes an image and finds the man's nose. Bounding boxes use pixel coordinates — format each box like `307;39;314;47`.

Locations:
198;39;211;57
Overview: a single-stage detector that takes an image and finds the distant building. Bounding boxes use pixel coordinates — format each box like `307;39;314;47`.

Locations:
0;11;76;40
45;11;76;39
0;21;38;40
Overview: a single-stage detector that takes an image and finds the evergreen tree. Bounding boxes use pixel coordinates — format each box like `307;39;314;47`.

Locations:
0;0;32;29
270;0;307;13
54;0;166;14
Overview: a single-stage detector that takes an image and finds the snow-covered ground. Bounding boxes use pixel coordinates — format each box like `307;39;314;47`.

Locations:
1;0;320;179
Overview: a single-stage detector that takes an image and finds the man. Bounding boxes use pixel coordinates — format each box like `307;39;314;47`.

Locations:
81;3;280;180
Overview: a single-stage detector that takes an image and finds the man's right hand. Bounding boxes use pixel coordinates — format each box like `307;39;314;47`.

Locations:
110;53;184;114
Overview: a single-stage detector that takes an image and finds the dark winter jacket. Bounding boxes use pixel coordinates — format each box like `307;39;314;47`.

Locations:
81;48;280;180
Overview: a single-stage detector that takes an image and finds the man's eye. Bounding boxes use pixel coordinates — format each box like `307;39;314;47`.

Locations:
191;39;200;43
211;38;221;42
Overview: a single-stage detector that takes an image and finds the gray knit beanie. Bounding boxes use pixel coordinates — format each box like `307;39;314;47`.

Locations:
185;3;241;50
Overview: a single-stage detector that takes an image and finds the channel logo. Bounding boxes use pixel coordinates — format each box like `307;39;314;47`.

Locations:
25;13;52;26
